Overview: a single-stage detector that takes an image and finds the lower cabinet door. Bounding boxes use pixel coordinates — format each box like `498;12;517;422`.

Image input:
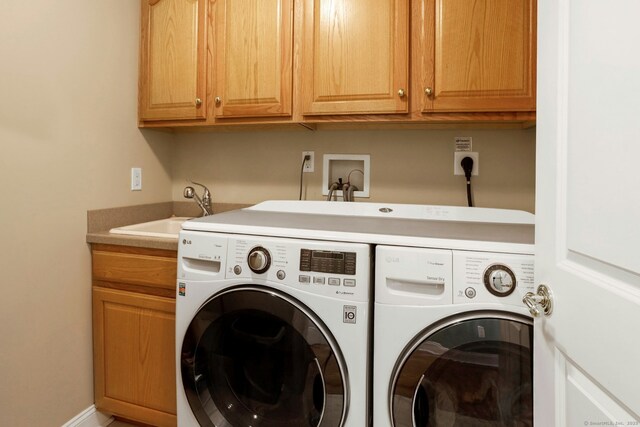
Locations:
93;287;176;427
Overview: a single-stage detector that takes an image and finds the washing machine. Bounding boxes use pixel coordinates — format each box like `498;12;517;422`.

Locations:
373;242;536;426
176;229;372;427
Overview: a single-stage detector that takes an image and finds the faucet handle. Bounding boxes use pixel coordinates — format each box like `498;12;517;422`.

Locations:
191;181;211;204
183;186;196;199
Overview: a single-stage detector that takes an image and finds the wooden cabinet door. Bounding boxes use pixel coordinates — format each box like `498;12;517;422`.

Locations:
418;0;536;113
139;0;207;121
301;0;409;115
93;287;177;427
213;0;293;118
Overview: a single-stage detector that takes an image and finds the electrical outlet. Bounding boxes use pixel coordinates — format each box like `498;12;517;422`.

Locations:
302;151;314;173
131;167;142;191
454;152;479;176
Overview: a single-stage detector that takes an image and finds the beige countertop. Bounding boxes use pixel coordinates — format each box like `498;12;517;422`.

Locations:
86;201;250;251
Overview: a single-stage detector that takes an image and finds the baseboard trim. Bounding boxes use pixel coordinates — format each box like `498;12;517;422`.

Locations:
62;405;114;427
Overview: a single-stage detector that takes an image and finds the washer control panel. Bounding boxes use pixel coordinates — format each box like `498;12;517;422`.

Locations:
178;232;372;303
179;231;371;302
228;236;369;302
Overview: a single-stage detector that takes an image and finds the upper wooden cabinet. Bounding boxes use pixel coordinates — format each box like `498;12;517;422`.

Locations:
138;0;536;127
212;0;293;118
139;0;207;121
300;0;409;116
415;0;536;113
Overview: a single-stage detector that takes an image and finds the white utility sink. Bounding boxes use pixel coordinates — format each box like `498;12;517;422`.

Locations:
109;217;192;239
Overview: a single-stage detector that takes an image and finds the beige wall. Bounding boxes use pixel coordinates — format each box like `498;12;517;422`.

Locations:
0;1;174;425
172;128;536;213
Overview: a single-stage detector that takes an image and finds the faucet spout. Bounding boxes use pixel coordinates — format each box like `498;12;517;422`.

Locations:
184;181;213;216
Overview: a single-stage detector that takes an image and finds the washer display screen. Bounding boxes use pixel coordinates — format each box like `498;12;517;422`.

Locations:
300;249;357;275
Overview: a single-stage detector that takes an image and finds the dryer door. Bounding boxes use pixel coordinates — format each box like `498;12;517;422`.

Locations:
391;313;532;427
180;286;346;427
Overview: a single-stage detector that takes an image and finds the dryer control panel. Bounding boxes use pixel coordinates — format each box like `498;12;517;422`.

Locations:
452;250;535;307
375;245;534;309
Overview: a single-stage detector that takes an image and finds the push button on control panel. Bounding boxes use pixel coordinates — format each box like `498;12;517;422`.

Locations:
343;279;356;287
276;270;286;280
299;275;311;284
328;278;340;286
465;287;477;299
313;276;326;285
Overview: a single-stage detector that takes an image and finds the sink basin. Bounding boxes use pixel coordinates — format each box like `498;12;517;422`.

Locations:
109;217;192;239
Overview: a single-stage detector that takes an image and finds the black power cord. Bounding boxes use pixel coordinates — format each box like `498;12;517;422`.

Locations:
461;156;474;207
299;154;311;200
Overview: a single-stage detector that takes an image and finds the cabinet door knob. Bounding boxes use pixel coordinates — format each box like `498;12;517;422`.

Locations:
398;89;406;98
215;97;221;105
424;87;433;96
195;98;202;106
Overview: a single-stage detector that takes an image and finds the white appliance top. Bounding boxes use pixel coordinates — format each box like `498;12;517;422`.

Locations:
182;200;535;254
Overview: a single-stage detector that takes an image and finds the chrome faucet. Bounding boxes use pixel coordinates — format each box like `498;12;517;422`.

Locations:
183;181;213;216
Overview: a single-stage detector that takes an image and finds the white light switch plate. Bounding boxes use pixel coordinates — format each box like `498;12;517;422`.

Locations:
131;168;142;191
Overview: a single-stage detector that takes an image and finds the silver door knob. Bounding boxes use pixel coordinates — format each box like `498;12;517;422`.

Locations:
424;87;433;96
398;89;406;98
522;284;553;317
215;96;221;105
195;98;202;106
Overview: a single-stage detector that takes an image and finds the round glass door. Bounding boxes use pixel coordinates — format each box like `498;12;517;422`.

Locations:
180;287;347;427
391;313;533;427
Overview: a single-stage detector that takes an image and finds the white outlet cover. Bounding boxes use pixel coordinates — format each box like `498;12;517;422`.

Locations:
302;151;314;173
454;152;479;176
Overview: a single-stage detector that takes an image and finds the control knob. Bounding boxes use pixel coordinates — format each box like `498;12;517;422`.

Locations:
484;264;517;297
248;247;271;274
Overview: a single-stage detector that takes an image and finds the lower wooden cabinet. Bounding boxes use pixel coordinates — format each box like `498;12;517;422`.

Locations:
92;244;177;427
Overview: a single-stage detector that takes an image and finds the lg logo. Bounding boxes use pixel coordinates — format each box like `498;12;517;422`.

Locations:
182;239;192;245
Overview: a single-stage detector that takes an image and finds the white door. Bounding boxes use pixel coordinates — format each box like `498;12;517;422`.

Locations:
535;0;640;425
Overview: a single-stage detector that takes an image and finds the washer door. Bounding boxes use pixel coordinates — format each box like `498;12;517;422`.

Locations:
181;286;347;427
391;314;533;427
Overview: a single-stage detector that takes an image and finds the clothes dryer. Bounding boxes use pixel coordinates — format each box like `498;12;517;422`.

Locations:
373;244;535;427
